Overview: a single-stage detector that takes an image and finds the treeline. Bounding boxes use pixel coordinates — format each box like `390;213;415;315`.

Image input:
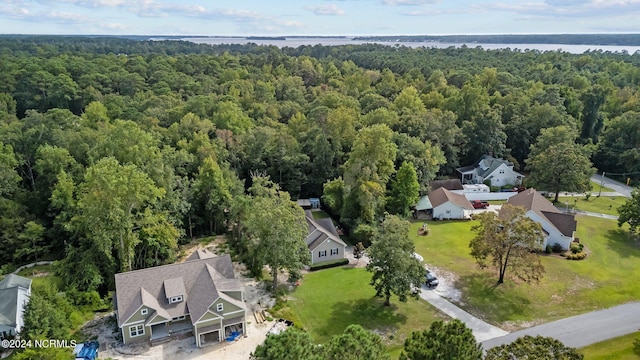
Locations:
0;37;639;294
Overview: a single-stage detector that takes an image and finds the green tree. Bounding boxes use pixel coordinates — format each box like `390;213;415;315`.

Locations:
245;176;310;290
194;156;231;234
400;319;482;360
250;328;322;360
12;346;71;360
388;161;420;217
526;126;595;203
325;324;390;360
0;141;20;197
21;283;73;341
485;335;583;360
366;214;424;306
342;124;397;225
469;204;545;284
618;187;640;236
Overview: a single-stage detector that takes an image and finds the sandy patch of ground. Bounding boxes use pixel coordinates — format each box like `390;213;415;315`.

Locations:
83;240;277;360
422;263;463;304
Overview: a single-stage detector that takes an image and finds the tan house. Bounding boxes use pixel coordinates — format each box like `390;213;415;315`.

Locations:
114;250;246;348
304;210;347;265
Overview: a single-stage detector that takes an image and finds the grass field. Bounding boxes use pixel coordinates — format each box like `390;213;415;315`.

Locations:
17;264;64;291
273;267;445;357
411;216;640;329
580;332;640;359
557;195;626;216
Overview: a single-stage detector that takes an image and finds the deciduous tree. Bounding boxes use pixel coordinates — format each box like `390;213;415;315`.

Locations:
469;204;545;284
366;214;424;306
526;126;595;202
618;187;640;236
388;161;420;217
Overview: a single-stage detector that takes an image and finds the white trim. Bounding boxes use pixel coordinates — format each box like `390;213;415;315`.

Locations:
120;305;144;326
216;303;224;312
124;319;146;326
193;297;221;323
129;324;145;338
140;308;148;315
223;309;245;316
194;310;222;324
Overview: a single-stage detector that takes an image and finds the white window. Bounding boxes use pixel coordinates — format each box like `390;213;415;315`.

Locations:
216;303;224;312
141;308;148;315
499;169;505;174
170;295;183;303
129;324;145;337
319;250;327;257
330;248;339;255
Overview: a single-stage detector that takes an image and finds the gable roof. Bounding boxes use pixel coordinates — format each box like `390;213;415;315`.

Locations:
114;253;243;327
305;215;347;251
429;179;463;191
0;274;31;330
507;188;576;237
185;248;216;262
457;155;523;179
428;187;474;210
0;274;31;290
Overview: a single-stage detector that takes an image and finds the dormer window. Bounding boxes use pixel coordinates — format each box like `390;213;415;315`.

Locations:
141;308;148;315
169;295;183;304
216;303;224;312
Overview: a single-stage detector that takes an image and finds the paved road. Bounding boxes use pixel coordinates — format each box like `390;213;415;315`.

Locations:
591;174;634;198
419;287;509;342
482;302;640;349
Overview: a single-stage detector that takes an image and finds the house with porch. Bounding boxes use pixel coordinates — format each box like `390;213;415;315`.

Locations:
304;210;347;265
457;155;524;187
0;274;32;339
114;250;246;348
506;188;577;250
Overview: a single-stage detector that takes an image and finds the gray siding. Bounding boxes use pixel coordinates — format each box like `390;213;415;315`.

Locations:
311;240;345;264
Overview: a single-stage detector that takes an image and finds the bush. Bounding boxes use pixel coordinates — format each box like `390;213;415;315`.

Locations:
545;245;552;254
566;252;587;260
310;258;349;271
570;243;582;254
552;243;564;253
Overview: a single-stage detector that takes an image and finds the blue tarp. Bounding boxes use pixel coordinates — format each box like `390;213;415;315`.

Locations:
75;341;99;360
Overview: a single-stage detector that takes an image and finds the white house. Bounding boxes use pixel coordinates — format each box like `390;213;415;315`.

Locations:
457;155;524;187
304;211;347;265
428;187;474;220
506;188;577;250
0;274;32;339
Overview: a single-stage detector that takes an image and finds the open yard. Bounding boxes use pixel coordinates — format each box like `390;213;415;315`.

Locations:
557;195;626;216
273;267;445;357
580;332;640;359
411;216;640;330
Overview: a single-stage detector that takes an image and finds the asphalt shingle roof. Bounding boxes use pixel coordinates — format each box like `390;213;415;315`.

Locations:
428;187;474;210
507;188;576;237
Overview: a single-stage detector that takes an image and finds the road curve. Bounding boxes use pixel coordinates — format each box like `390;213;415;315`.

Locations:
482;302;640;349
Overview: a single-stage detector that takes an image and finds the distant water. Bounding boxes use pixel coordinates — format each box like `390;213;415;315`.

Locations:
175;37;640;54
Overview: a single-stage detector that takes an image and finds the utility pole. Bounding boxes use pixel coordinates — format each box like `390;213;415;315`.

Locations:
598;171;605;197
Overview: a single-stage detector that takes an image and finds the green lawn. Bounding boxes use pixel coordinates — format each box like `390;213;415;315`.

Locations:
274;267;445;357
591;180;616;194
558;195;626;216
17;264;64;291
411;217;640;329
580;332;640;359
311;210;331;219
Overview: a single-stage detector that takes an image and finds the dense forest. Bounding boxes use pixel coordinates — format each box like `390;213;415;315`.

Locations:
1;36;639;296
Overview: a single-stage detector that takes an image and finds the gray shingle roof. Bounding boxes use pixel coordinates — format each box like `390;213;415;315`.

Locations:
115;253;243;327
305;215;347;251
0;274;31;330
0;274;32;290
429;179;464;191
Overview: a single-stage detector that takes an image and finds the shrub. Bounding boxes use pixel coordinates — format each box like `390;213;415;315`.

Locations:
570;243;581;254
310;258;349;271
552;243;564;253
566;252;587;260
545;245;552;254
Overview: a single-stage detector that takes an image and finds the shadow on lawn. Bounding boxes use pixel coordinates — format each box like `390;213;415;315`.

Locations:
320;297;407;339
457;273;531;322
606;228;640;258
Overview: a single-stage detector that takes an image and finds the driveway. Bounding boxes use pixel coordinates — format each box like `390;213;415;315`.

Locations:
419;287;509;342
591;174;634;198
482;302;640;349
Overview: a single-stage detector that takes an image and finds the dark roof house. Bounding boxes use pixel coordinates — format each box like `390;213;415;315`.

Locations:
114;252;246;347
429;179;464;191
304;210;347;265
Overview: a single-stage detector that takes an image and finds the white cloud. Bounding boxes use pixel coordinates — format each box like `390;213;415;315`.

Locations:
382;0;438;5
305;4;345;15
488;0;640;19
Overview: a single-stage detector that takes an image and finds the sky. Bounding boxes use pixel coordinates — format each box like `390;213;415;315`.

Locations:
1;0;639;36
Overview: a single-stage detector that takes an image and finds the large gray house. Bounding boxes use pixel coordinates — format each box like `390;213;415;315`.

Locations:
304;210;347;265
114;250;246;348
